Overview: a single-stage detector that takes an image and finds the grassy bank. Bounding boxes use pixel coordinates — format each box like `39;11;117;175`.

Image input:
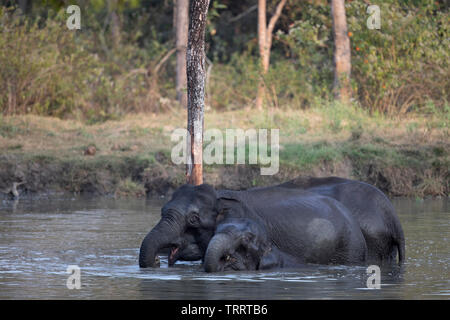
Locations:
0;104;448;198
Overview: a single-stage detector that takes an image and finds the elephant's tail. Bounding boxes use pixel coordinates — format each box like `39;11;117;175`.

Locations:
389;203;405;265
396;236;405;265
392;224;405;265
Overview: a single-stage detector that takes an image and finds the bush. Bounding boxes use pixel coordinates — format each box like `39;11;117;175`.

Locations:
0;1;447;118
0;6;172;121
347;1;449;114
276;1;449;114
208;52;260;110
0;8;98;117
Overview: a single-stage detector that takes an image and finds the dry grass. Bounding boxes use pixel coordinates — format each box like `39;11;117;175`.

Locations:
0;107;447;157
0;107;448;198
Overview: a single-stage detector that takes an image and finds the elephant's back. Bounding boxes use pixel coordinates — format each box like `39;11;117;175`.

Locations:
279;177;404;263
219;186;367;264
245;191;365;263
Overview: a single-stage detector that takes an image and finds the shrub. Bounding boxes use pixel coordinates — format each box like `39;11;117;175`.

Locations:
277;1;449;114
347;1;449;114
0;8;98;117
0;6;172;121
0;2;447;118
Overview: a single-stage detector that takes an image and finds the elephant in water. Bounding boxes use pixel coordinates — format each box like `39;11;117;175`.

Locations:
203;208;367;272
139;184;218;267
138;183;368;268
272;176;405;265
204;218;300;272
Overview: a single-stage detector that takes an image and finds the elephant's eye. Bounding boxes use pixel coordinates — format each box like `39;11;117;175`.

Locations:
225;255;231;262
187;213;200;226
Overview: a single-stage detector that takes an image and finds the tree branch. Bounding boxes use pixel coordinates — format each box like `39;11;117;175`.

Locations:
228;4;257;23
267;0;287;37
153;47;177;75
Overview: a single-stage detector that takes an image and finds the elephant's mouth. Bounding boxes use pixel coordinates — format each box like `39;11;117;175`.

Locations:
168;245;180;266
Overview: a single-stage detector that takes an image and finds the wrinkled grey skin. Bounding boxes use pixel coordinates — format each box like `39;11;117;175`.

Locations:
273;177;405;265
204;218;311;272
139;184;218;268
156;232;203;263
139;183;367;268
139;176;405;268
204;193;368;272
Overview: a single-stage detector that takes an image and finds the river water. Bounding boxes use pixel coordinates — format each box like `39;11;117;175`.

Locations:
0;195;448;299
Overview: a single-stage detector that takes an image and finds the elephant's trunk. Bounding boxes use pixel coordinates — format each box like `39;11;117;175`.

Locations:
204;233;232;273
139;217;183;268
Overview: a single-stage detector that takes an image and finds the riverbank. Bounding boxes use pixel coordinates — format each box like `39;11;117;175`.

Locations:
1;106;448;199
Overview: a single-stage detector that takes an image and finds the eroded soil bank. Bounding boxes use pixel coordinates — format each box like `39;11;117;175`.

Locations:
0;150;448;200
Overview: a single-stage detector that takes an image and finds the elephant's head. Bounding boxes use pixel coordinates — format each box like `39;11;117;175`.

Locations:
203;218;270;272
139;184;219;268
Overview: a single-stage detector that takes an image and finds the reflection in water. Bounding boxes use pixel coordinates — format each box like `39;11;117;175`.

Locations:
0;196;448;299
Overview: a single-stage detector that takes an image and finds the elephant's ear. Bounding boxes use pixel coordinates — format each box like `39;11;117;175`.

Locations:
215;196;244;223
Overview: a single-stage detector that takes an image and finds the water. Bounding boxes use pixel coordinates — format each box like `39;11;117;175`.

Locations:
0;195;448;299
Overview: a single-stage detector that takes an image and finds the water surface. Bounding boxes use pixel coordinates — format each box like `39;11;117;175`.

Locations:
0;195;448;299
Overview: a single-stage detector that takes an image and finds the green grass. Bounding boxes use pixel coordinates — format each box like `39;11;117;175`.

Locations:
280;141;342;169
0;107;448;197
0;119;24;138
115;177;146;197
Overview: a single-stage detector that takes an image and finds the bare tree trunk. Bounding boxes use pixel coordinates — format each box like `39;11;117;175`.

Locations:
331;0;351;103
256;0;267;111
176;0;189;108
186;0;210;185
256;0;287;110
18;0;29;14
109;0;121;48
173;0;178;35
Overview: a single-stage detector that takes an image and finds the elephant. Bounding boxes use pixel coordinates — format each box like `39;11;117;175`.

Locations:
138;183;367;268
204;216;349;272
272;176;405;265
203;193;368;272
139;184;218;268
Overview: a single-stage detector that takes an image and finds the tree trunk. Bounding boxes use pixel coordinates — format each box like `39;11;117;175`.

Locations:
256;0;286;110
109;0;121;48
331;0;351;103
256;0;267;111
186;0;210;185
18;0;29;14
176;0;189;108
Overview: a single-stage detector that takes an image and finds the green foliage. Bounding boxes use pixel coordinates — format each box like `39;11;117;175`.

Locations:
0;8;95;117
0;1;448;119
276;4;334;107
278;1;449;114
209;52;260;110
0;4;171;121
0;116;23;138
115;177;146;197
347;1;449;114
